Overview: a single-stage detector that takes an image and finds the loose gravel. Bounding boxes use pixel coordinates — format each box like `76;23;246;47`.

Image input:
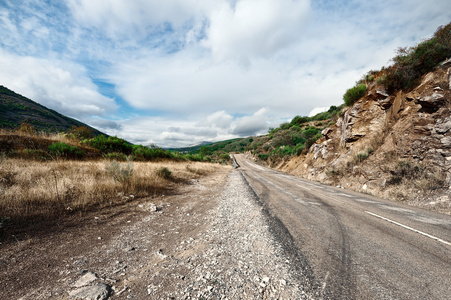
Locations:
133;170;311;299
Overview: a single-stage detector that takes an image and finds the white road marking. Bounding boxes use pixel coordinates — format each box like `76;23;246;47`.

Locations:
365;211;451;246
355;199;376;204
296;184;312;191
337;193;355;198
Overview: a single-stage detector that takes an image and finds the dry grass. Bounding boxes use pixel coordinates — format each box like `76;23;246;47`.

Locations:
0;158;228;223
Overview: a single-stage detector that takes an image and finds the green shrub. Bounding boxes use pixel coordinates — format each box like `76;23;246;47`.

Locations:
353;147;374;164
290;116;309;126
156;167;172;180
89;135;133;154
258;153;270;160
279;122;291;130
353;152;369;164
48;142;85;159
218;153;231;162
302;127;321;139
105;159;134;192
132;145;173;161
382;22;451;93
343;84;367;106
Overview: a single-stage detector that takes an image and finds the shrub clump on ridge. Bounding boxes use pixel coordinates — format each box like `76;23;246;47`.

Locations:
343;83;367;106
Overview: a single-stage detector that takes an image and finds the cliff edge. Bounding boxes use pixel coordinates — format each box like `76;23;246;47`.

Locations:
279;59;451;214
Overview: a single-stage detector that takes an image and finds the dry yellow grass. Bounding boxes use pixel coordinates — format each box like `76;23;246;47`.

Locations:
0;158;229;222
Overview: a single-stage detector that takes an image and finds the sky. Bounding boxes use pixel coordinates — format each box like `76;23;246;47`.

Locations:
0;0;450;148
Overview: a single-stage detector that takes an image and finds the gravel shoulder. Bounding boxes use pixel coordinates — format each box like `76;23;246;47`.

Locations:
1;167;310;299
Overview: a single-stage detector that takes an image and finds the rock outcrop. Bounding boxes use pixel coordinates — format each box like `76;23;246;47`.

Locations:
279;61;451;214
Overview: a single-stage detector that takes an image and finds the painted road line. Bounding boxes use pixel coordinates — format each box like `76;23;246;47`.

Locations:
296;184;312;191
337;193;355;198
365;211;451;246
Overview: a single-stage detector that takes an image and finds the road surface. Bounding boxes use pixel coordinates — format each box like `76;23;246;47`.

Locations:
235;154;451;299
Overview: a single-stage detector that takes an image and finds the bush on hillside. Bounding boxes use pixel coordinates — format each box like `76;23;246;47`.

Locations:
48;142;85;159
89;135;133;155
68;126;93;140
343;84;367;106
382;22;451;93
132;145;174;161
290;116;310;126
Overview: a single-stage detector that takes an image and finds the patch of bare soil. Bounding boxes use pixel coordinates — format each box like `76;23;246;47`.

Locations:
0;167;226;299
1;167;308;299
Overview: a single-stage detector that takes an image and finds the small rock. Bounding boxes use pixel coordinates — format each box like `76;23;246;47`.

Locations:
73;272;98;288
69;283;111;300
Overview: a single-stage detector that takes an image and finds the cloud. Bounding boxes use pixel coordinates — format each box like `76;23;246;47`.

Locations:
66;0;214;40
204;0;311;63
108;116;231;148
231;108;270;136
308;107;329;117
87;118;122;131
205;110;233;129
0;49;117;119
109;53;289;114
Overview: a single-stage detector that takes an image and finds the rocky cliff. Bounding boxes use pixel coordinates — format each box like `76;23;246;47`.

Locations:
278;59;451;214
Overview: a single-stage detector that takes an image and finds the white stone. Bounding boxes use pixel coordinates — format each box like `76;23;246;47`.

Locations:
73;272;98;288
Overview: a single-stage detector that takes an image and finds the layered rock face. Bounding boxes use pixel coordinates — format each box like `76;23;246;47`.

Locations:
279;60;451;213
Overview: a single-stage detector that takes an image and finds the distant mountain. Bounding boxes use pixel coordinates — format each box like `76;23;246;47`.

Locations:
0;85;103;135
167;141;212;152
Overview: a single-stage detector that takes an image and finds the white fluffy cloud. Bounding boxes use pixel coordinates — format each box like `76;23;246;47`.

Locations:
231;108;270;136
308;107;329;117
204;0;311;63
66;0;214;38
0;49;117;118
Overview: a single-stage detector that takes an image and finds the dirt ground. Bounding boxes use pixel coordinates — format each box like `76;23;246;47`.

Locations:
0;167;229;299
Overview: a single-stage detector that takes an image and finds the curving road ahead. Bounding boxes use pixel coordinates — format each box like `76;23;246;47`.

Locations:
235;154;451;300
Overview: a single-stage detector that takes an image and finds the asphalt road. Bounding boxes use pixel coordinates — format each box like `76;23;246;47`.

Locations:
235;154;451;300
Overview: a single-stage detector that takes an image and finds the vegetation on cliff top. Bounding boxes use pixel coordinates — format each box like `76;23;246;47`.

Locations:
342;22;451;106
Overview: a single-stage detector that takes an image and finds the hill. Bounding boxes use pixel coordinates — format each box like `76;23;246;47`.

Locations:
0;85;103;135
167;141;212;152
259;23;451;214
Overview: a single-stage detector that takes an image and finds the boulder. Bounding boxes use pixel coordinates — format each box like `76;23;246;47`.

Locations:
368;88;389;100
69;283;111;300
417;92;446;109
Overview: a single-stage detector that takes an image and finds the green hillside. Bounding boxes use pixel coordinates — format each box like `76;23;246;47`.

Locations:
0;85;103;135
181;104;344;166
